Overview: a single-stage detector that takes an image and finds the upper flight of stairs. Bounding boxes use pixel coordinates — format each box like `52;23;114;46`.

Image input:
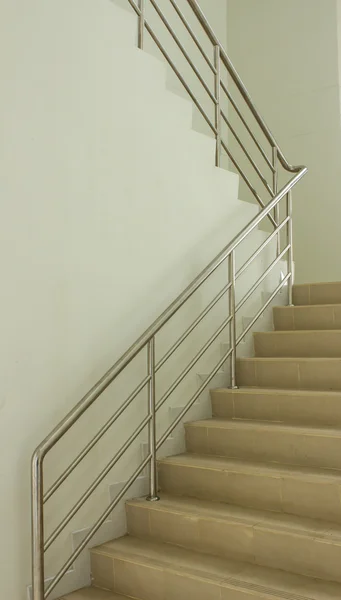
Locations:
61;281;341;600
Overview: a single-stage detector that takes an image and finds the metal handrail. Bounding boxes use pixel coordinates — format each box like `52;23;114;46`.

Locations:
31;1;307;597
31;172;305;461
186;0;304;174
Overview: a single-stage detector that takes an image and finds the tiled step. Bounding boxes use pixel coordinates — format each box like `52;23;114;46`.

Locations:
253;330;341;357
211;387;341;426
90;535;341;599
236;357;341;390
158;453;341;523
61;589;127;599
126;494;341;583
273;304;341;330
293;281;341;305
185;419;341;470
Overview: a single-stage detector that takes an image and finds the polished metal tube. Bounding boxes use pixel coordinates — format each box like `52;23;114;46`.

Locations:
145;22;217;134
149;0;217;103
220;140;277;228
31;453;44;600
221;110;274;196
44;456;151;597
156;313;232;411
138;0;145;49
44;414;151;551
229;251;237;389
31;170;306;461
220;81;274;171
44;375;150;502
237;274;291;344
127;0;141;16
214;45;221;167
156;282;231;372
147;338;159;501
287;191;294;305
168;0;216;72
272;147;280;255
236;245;290;314
157;344;233;449
236;216;290;280
186;0;306;175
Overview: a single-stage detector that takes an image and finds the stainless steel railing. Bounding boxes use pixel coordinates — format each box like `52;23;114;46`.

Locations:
31;1;307;598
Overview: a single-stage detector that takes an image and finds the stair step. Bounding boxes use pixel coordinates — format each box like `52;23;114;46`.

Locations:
90;535;341;599
185;419;341;470
126;493;341;582
293;281;341;305
211;387;341;426
158;453;341;523
254;330;341;357
61;589;127;599
236;357;341;390
273;304;341;330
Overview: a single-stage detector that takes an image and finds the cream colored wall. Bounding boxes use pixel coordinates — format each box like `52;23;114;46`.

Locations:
227;0;341;283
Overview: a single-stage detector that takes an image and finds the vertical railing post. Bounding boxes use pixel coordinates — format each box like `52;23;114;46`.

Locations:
287;190;294;305
214;45;221;167
147;337;160;502
138;0;145;50
31;453;45;600
229;251;238;389
272;146;280;256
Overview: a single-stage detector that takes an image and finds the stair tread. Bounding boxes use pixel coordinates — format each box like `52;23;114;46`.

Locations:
294;282;341;288
254;329;341;334
127;493;341;540
61;589;127;599
185;418;341;437
238;356;341;361
276;303;341;309
159;452;341;482
213;387;341;397
92;535;341;600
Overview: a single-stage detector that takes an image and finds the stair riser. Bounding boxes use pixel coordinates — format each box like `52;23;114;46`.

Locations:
254;331;341;358
211;390;341;426
185;425;341;470
158;462;341;524
126;503;341;583
293;283;341;306
273;305;341;331
236;359;341;390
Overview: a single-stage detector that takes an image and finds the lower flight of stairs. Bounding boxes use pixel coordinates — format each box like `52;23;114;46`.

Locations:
61;281;341;600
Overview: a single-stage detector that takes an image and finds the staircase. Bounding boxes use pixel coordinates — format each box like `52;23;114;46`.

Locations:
28;1;322;599
56;282;341;599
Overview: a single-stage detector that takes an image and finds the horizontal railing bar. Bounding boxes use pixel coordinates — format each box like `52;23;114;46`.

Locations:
32;169;306;459
236;244;290;314
220;140;277;228
149;0;217;103
156;282;231;372
220;81;274;172
126;0;141;16
156;313;232;412
236;216;290;280
44;454;151;598
43;375;151;503
221;109;274;197
169;0;216;73
187;0;305;174
237;273;291;345
157;344;233;449
145;21;217;134
44;414;151;552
